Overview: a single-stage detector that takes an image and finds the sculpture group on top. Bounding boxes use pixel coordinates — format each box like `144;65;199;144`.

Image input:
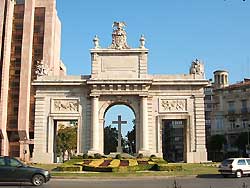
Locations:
109;21;130;50
190;59;204;76
93;21;146;50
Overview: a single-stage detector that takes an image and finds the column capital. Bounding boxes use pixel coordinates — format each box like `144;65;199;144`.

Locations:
90;94;100;97
139;94;148;98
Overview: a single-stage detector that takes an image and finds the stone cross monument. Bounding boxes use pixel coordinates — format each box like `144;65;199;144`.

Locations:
112;115;127;153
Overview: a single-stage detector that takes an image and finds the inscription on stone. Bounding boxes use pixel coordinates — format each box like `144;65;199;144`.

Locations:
53;99;79;113
159;99;187;112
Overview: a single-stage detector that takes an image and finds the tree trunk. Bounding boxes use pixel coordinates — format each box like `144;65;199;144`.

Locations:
62;151;65;163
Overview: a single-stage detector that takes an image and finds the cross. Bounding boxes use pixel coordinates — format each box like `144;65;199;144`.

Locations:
112;115;127;153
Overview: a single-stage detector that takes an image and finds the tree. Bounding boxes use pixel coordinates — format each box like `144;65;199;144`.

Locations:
104;125;118;155
207;134;227;161
207;134;227;152
235;132;249;152
126;119;136;154
56;124;77;162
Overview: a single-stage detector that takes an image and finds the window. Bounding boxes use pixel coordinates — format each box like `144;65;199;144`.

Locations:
0;158;5;166
230;121;236;129
222;159;233;166
216;118;223;129
15;24;23;31
228;101;235;113
205;104;212;109
242;120;248;128
16;0;25;5
205;95;212;101
9;158;22;167
14;47;21;55
246;159;250;165
238;159;246;165
242;100;248;113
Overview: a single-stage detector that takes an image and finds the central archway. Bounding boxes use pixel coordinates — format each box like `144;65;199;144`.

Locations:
98;96;140;156
103;104;135;155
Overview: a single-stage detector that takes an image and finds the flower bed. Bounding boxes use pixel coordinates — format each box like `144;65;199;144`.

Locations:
109;159;120;167
82;160;92;165
88;159;104;167
128;159;138;166
120;160;129;166
137;160;149;165
100;160;112;167
59;157;182;173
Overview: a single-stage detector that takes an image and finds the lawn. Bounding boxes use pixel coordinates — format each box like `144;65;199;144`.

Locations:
31;162;219;178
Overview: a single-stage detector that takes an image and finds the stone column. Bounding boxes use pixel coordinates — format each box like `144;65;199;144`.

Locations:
0;0;14;157
139;96;149;153
18;0;35;159
90;96;99;153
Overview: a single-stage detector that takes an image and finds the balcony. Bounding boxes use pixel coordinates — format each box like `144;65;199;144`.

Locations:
241;107;248;114
227;109;235;115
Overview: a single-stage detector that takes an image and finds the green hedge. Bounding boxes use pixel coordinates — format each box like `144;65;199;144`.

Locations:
83;166;113;172
153;164;182;171
57;164;182;172
57;166;82;171
82;164;155;172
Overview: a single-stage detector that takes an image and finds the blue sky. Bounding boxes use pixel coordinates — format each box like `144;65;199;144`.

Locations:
56;0;250;137
57;0;250;83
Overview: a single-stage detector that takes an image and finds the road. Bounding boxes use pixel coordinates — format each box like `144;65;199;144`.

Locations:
0;175;250;188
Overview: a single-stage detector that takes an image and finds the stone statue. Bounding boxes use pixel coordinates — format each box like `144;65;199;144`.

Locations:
139;35;146;48
35;60;49;77
93;35;100;49
190;59;204;76
109;21;130;50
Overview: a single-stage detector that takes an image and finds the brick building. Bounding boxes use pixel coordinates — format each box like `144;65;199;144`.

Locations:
0;0;65;161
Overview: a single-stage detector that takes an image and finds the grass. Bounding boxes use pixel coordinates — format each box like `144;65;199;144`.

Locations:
31;162;219;178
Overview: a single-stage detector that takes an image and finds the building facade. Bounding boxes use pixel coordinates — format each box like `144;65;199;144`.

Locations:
33;22;208;164
211;70;250;153
0;0;65;161
204;83;213;143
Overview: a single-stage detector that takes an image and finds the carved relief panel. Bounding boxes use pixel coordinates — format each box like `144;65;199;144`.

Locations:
159;98;187;113
51;99;79;113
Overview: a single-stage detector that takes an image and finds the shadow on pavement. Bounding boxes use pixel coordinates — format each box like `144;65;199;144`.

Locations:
196;174;226;179
0;182;33;187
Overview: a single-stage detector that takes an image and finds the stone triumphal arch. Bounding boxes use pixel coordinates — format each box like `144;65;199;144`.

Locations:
33;22;208;163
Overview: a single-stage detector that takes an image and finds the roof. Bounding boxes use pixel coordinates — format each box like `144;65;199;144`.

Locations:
226;78;250;90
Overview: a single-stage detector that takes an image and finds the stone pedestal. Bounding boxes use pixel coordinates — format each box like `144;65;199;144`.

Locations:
19;141;30;162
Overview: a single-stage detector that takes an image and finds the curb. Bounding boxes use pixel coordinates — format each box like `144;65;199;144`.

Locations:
51;174;199;180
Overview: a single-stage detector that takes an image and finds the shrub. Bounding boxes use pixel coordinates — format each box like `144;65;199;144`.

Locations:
63;158;83;165
115;154;122;160
137;153;143;159
88;155;94;159
82;166;113;172
56;166;82;171
70;155;83;160
83;153;88;159
150;157;168;164
150;154;156;159
153;164;182;171
94;153;102;159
